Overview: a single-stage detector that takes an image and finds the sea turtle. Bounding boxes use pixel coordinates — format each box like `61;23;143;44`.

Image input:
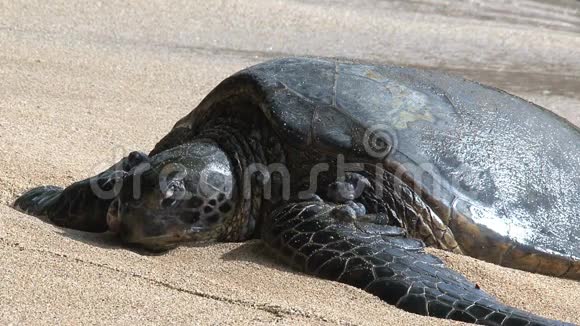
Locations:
14;57;579;325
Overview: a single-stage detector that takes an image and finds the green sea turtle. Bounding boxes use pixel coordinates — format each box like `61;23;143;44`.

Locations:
14;57;579;325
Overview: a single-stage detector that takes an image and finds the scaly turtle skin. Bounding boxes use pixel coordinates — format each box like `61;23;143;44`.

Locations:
14;57;579;325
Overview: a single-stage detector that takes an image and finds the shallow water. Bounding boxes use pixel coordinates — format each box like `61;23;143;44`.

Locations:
297;0;580;33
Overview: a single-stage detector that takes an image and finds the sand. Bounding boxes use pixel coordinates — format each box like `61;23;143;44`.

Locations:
0;0;579;324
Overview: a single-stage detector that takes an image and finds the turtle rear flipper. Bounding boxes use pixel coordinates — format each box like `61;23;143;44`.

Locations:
263;201;570;325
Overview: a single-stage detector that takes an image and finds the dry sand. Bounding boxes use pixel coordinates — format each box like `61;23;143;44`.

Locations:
1;0;579;324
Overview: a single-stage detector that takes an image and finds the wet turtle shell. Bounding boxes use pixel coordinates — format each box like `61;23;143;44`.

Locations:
155;57;580;278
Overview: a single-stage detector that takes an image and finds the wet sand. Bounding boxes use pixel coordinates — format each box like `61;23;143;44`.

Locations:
1;0;579;324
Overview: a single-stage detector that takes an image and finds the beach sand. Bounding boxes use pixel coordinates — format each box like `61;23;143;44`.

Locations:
1;0;579;324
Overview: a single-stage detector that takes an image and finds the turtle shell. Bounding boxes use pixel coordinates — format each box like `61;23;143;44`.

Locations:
165;57;580;275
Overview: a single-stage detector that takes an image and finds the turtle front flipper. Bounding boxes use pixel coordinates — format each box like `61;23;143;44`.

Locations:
14;185;64;217
13;151;150;232
262;201;570;326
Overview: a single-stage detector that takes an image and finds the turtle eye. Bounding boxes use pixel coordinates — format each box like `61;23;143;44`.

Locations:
162;180;187;199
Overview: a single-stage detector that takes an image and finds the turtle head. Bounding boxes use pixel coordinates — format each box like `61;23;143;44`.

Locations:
107;141;238;251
